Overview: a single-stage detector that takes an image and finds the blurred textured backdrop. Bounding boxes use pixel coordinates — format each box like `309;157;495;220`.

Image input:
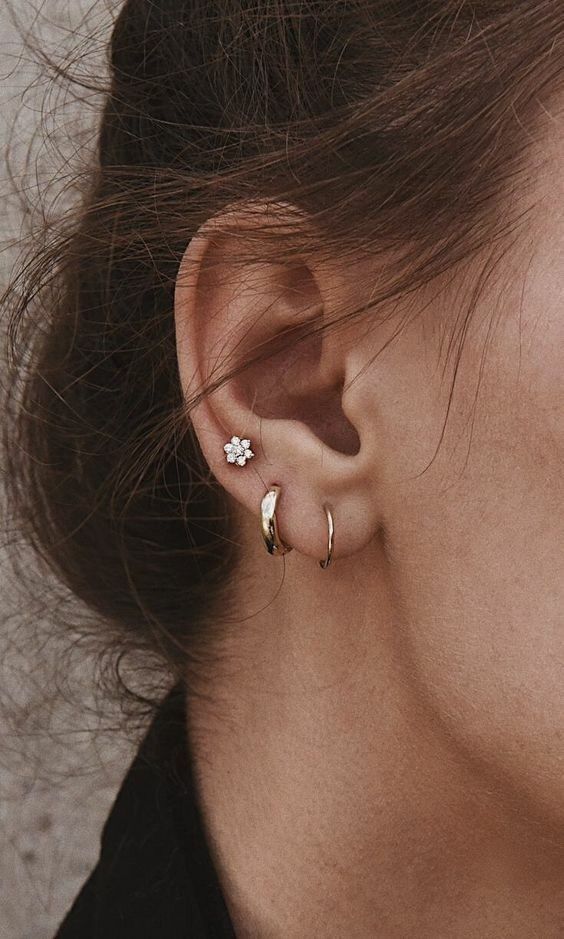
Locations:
0;4;138;937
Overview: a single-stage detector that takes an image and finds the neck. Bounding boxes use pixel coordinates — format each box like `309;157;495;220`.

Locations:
185;531;564;938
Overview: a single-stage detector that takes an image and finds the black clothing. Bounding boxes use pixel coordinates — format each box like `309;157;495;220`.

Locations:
55;685;237;938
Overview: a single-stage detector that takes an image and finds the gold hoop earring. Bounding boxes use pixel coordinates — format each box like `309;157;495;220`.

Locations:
260;484;293;556
319;503;334;570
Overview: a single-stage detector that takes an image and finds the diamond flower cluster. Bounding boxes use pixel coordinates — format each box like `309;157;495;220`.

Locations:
224;435;254;467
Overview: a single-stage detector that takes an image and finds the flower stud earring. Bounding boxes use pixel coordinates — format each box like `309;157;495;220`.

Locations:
224;435;255;467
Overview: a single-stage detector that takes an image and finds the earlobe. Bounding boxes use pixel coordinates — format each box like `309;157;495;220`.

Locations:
174;203;381;564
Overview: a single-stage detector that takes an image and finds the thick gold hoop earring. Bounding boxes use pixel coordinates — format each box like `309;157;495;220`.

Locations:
319;503;334;570
260;484;293;556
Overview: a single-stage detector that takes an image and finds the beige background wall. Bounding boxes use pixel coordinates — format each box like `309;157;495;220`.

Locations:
0;3;137;936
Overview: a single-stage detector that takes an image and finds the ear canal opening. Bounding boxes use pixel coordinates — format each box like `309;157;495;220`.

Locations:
234;322;361;457
284;380;361;456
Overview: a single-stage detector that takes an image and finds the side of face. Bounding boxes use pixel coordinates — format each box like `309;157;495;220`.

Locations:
360;144;564;826
174;132;564;831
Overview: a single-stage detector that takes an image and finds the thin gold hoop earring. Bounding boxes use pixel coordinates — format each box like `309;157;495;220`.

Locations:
260;484;293;556
319;503;334;570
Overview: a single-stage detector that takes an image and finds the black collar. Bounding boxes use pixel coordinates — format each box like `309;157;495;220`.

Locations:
55;684;236;938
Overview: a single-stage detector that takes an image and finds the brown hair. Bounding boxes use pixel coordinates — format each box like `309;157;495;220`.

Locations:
5;1;564;699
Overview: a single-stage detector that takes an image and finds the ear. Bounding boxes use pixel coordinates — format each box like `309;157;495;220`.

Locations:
174;202;380;564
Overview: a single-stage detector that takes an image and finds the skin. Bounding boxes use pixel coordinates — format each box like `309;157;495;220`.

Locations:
174;120;564;937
